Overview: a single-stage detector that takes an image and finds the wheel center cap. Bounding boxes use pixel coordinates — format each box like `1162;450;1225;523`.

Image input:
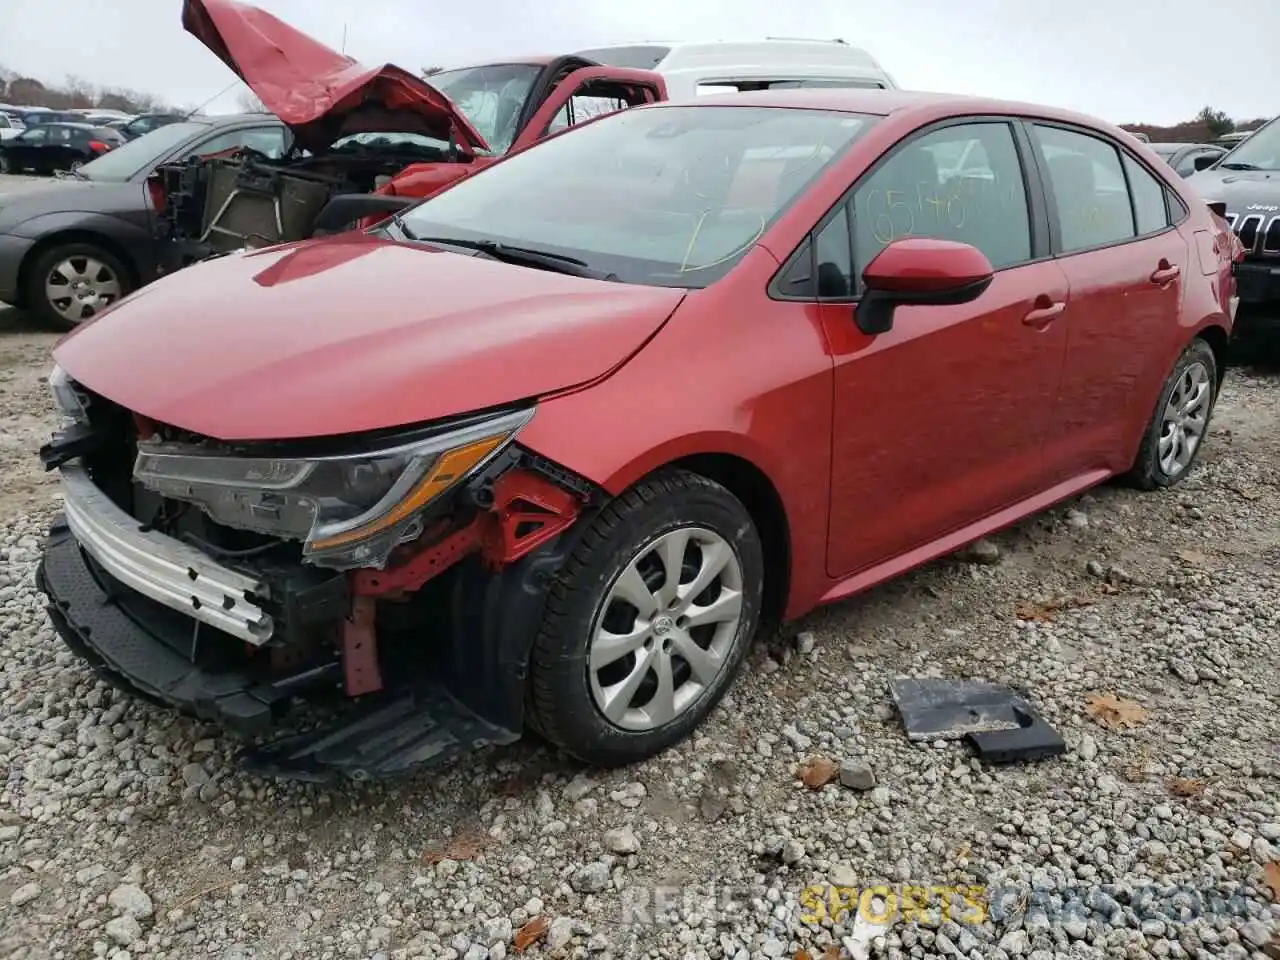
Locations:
653;616;674;636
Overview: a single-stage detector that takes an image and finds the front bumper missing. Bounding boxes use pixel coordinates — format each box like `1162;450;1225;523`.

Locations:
37;517;308;735
38;512;524;781
59;463;273;644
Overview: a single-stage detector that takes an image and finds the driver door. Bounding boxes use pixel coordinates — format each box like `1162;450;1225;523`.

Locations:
815;119;1071;577
510;67;666;153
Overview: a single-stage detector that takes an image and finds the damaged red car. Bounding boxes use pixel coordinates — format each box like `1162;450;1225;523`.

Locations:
156;0;665;269
38;89;1239;782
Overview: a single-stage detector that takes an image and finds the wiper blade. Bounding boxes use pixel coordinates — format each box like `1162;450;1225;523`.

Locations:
413;236;617;281
1219;161;1262;171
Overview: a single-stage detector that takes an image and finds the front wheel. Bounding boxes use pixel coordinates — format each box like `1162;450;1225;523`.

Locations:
528;469;764;766
1124;337;1218;490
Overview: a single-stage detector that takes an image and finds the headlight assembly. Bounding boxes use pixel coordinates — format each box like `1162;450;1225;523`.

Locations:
48;364;90;425
133;407;535;569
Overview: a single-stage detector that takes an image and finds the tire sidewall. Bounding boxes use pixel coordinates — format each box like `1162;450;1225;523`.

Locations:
1139;339;1218;489
533;478;764;763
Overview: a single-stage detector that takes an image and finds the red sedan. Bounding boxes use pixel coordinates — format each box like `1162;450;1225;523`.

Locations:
39;89;1239;781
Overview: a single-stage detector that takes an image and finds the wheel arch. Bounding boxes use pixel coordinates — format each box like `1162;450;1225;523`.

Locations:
15;229;141;309
1193;321;1230;389
634;451;792;628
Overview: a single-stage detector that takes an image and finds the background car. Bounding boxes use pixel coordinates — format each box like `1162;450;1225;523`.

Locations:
0;122;125;174
0;111;23;141
1150;141;1226;177
115;112;186;141
0;113;288;328
17;110;87;126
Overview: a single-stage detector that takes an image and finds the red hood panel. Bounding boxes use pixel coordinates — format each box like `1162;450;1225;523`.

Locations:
53;236;684;441
182;0;489;154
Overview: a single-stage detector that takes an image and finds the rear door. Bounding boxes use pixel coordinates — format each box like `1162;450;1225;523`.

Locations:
1027;122;1191;477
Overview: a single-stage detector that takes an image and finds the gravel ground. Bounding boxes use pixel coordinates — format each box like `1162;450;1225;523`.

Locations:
0;249;1278;958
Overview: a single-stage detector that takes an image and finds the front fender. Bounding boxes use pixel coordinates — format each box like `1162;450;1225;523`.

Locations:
11;211;158;285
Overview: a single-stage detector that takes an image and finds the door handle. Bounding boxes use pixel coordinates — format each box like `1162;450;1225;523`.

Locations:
1150;259;1181;284
1022;298;1066;329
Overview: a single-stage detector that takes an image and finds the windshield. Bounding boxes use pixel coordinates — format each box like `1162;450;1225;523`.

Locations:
399;105;875;288
426;63;542;154
77;121;208;181
1218;117;1279;170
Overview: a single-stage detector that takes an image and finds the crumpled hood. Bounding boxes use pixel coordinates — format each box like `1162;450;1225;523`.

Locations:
181;0;489;155
52;234;685;441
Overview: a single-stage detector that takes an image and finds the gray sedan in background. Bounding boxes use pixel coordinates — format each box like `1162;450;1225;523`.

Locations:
1150;141;1227;178
0;113;287;329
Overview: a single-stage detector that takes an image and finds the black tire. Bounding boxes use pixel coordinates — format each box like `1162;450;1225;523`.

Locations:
1124;337;1218;490
25;242;132;332
527;469;764;766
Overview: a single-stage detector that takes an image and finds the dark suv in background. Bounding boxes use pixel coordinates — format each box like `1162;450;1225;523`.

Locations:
1189;114;1280;337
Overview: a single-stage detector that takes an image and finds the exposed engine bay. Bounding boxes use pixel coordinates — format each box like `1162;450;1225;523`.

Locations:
153;131;466;268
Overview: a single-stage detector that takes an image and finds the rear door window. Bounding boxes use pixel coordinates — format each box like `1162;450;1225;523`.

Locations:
1031;124;1136;253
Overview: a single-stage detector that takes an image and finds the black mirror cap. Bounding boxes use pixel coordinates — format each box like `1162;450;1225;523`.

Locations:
853;275;993;337
1193;154;1218;172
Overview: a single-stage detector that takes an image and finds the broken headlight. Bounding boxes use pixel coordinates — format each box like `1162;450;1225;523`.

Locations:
48;364;90;426
133;407;534;569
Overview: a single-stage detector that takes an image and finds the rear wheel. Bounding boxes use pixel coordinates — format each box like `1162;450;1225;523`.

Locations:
527;470;764;766
1125;338;1218;490
25;242;131;331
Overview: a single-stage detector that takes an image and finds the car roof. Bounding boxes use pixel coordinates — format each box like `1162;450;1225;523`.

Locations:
1151;142;1220;150
662;87;1130;130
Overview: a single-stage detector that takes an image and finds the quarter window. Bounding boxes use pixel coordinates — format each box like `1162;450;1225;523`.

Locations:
851;121;1032;281
1032;124;1135;253
1122;154;1170;236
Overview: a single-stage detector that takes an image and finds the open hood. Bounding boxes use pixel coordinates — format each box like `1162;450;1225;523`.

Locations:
181;0;490;155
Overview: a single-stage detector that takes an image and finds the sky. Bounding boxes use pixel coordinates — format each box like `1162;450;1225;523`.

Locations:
1;0;1275;126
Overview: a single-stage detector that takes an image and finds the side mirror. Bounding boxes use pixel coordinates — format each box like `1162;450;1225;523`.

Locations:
1193;154;1218;172
855;237;995;335
311;193;415;236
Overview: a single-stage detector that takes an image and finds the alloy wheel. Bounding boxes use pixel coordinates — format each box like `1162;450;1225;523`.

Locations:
1158;360;1212;478
44;255;123;324
587;526;745;732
